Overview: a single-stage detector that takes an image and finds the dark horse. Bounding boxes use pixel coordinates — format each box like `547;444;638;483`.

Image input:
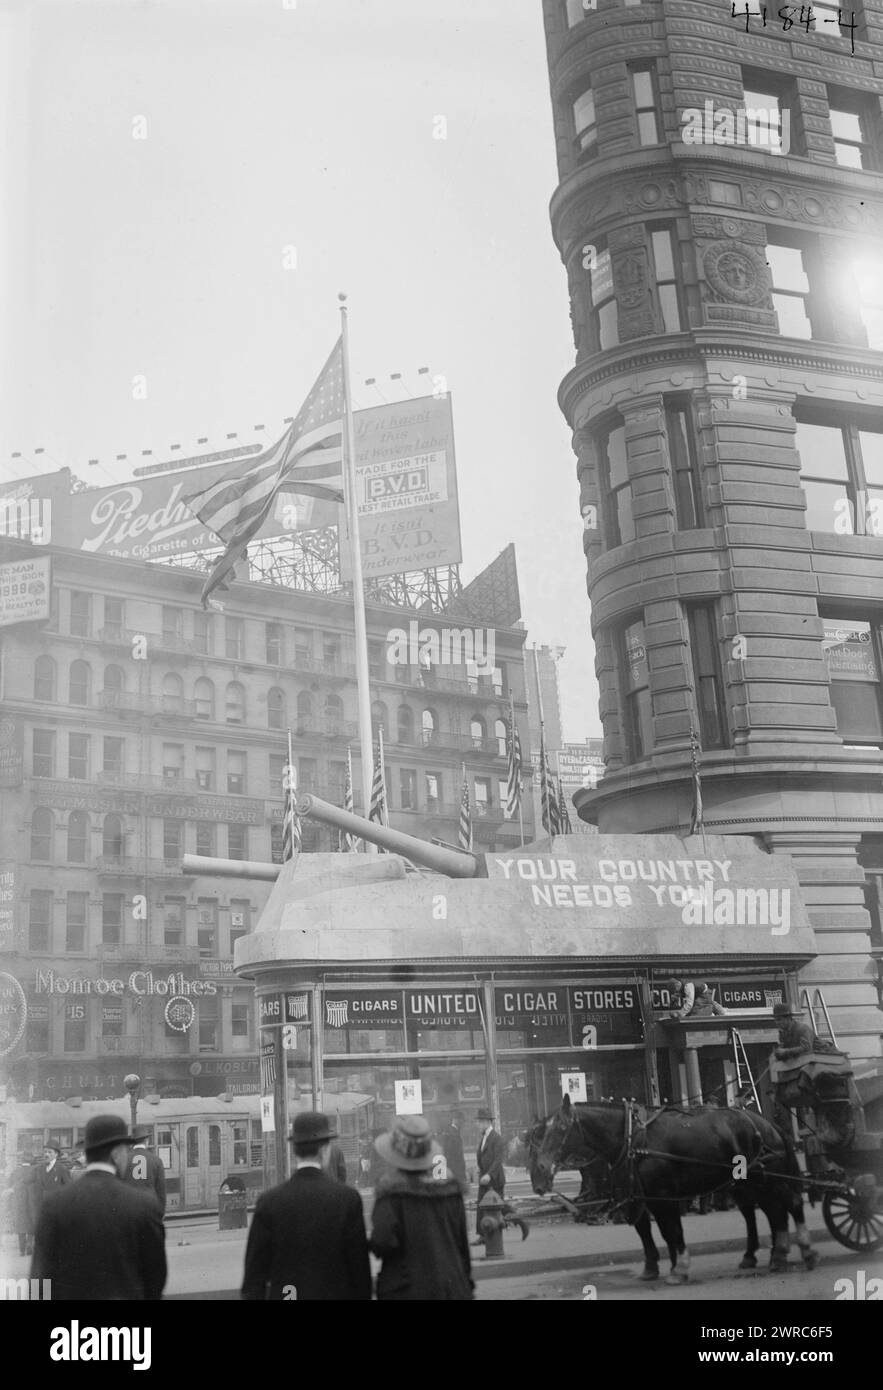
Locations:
530;1096;818;1284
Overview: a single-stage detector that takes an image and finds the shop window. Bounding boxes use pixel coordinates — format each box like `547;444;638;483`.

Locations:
32;729;55;778
820;617;883;744
687;604;729;749
69;733;89;781
618;616;652;762
26;1010;49;1053
101;1004;123;1041
67;810;88;864
30;807;54;861
34;655;55;701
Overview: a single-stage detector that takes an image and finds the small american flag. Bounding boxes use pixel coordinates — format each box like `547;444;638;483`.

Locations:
340;746;358;852
281;757;301;861
458;773;473;852
689;727;703;835
368;727;388;831
185;339;345;607
556;777;573;834
504;703;522;820
539;727;561;837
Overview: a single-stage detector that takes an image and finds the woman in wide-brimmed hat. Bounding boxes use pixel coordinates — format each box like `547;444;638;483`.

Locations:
369;1115;474;1301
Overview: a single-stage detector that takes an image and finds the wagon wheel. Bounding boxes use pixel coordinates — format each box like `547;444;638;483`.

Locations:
822;1188;883;1253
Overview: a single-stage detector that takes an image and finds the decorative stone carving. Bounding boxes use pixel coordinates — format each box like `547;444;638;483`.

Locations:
701;241;770;306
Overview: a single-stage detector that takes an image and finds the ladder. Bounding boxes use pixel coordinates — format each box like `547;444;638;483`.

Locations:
800;988;838;1047
731;1028;760;1111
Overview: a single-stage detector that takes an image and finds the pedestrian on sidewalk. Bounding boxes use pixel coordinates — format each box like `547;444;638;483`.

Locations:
241;1111;371;1301
124;1126;167;1216
31;1115;166;1300
12;1154;37;1256
370;1114;473;1301
473;1107;507;1240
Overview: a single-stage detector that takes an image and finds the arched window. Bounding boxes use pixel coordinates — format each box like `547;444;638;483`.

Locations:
371;700;388;740
30;807;54;861
162;672;184;715
225;682;245;725
194;677;214;721
470;715;486;749
296;691;313;728
422;708;438;746
324;693;343;734
103;665;124;694
34;655;56;702
397;705;414;745
69;659;91;706
495;718;508;756
267;687;286;731
102;813;124;860
67;810;88;864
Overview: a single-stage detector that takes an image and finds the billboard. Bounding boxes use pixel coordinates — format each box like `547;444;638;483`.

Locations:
0;555;51;628
338;394;461;580
54;395;461;580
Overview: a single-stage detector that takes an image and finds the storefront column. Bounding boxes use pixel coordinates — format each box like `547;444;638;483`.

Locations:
310;982;323;1114
481;979;499;1124
684;1046;702;1106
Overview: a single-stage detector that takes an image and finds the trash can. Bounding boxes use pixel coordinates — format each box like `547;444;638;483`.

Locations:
218;1188;248;1231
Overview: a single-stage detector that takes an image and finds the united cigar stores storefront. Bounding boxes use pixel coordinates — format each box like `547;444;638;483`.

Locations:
254;969;792;1161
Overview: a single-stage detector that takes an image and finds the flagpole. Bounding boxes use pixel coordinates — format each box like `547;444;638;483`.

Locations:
339;294;377;855
532;643;549;838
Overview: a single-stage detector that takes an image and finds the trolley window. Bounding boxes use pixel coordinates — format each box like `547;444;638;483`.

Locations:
186;1126;199;1168
208;1125;221;1167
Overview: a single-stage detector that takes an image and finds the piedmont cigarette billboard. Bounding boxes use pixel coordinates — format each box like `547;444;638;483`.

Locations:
56;395;461;580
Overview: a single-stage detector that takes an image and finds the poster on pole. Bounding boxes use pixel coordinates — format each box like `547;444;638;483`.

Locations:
260;1095;276;1133
561;1072;588;1103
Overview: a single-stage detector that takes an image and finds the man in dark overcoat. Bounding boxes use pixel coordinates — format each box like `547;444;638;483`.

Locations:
473;1106;507;1239
439;1111;468;1189
33;1142;70;1218
31;1114;167;1300
12;1154;37;1255
241;1111;371;1301
124;1126;167;1215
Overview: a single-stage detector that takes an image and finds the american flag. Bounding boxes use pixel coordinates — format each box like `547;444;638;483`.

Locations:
539;727;561;837
458;772;473;852
340;745;358;852
556;777;573;834
185;340;346;607
689;727;703;835
504;703;522;820
368;727;388;830
281;756;301;861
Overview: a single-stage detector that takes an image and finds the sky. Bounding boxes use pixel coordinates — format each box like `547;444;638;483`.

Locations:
0;0;600;740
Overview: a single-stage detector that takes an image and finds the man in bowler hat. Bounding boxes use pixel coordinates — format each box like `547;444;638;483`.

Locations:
31;1115;166;1300
124;1126;167;1216
241;1111;371;1300
472;1107;507;1241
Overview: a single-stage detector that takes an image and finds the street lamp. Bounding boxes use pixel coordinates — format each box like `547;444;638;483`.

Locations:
124;1073;141;1132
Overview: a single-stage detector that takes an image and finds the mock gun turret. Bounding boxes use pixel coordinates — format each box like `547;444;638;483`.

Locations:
294;792;480;878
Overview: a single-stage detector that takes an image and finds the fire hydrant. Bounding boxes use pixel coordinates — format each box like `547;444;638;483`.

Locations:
476;1190;530;1259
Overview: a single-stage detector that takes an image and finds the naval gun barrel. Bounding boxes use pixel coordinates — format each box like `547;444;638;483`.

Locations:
295;792;480;878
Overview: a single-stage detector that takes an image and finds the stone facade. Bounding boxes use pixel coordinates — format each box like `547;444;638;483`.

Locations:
543;0;883;1065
